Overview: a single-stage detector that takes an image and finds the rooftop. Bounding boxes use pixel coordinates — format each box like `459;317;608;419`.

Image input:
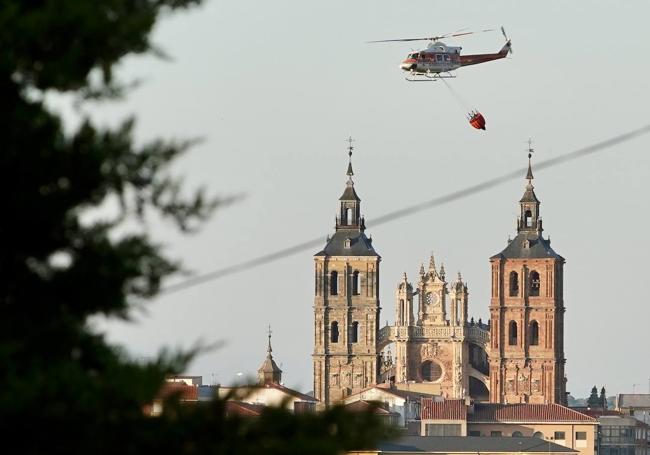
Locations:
470;403;597;423
421;399;467;420
617;394;650;408
376;436;577;454
314;229;379;257
492;232;563;260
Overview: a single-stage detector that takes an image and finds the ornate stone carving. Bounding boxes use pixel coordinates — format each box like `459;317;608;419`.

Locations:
421;342;438;359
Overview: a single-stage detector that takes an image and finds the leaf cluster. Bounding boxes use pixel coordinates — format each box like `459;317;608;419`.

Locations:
0;1;391;453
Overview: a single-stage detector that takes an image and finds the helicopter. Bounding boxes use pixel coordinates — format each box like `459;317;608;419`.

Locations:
369;27;512;81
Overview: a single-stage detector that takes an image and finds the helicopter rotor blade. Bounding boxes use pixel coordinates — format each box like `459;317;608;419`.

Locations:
367;36;444;43
367;28;496;44
446;28;494;38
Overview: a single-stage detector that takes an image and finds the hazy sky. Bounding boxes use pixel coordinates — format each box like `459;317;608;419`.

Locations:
68;0;650;397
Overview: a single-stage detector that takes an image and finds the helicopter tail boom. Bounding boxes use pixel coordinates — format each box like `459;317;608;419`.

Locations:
459;41;510;67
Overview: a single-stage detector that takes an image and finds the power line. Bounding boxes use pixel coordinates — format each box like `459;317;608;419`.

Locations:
161;124;650;295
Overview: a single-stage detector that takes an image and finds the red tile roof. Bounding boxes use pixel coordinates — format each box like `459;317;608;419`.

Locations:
157;383;199;401
225;401;265;417
470;404;597;423
345;400;400;416
421;398;467;420
263;383;317;402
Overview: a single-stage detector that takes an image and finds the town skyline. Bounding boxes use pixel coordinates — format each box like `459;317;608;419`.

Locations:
59;0;650;396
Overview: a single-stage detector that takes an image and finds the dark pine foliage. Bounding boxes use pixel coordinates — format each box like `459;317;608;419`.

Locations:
0;2;390;453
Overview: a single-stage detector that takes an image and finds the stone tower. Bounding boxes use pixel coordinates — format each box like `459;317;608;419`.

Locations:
488;151;566;405
313;141;380;405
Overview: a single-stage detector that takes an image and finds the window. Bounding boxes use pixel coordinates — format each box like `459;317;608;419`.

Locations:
350;321;359;343
530;271;540;296
426;424;461;436
554;431;566;441
533;431;544;439
509;271;519;296
491;431;502;437
352;271;360;295
576;432;587;448
346;207;353;225
512;431;523;437
436;54;443;62
469;431;481;437
525;209;533;227
330;271;338;295
330;322;339;343
420;360;442;382
509;320;518;345
530;320;540;346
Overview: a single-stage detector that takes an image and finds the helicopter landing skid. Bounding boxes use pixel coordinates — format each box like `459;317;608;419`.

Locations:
405;72;456;82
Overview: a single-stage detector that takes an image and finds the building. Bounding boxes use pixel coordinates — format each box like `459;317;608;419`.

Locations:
419;399;597;455
312;143;381;404
342;383;441;428
580;408;649;455
488;152;567;404
313;144;567;407
347;436;578;455
150;331;317;416
218;330;317;412
617;395;650;426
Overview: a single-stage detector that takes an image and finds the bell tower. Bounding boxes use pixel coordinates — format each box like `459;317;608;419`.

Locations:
313;138;380;405
488;145;567;405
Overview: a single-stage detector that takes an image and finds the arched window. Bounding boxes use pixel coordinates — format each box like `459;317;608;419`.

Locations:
512;431;523;438
346;207;353;225
509;271;519;297
330;271;338;295
509;321;518;345
331;322;339;343
530;271;540;296
530;320;539;346
399;299;405;323
525;209;533;227
350;321;359;343
352;271;360;295
533;431;544;440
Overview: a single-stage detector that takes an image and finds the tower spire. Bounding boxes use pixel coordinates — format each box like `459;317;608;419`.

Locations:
346;136;354;180
517;138;541;233
337;137;361;229
526;137;534;182
258;324;282;385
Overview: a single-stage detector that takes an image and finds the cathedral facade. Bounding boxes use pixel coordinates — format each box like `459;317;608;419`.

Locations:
312;145;566;406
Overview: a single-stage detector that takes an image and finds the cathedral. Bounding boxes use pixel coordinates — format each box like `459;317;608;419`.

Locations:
312;144;566;406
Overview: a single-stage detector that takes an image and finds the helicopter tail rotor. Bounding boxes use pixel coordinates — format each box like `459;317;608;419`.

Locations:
501;26;513;54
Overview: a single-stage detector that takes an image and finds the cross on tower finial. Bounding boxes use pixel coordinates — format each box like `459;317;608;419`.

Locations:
267;324;273;354
346;136;355;178
526;137;534;159
525;137;535;182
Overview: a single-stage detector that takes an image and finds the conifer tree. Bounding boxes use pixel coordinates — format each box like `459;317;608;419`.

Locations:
600;387;607;409
587;386;600;408
0;2;390;453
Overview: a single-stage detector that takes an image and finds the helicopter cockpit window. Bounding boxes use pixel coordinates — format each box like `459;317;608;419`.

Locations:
436;55;443;62
412;53;420;59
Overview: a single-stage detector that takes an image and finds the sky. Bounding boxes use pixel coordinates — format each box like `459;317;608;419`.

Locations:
63;0;650;397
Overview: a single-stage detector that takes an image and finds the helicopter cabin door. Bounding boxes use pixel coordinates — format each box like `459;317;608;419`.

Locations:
436;53;451;72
